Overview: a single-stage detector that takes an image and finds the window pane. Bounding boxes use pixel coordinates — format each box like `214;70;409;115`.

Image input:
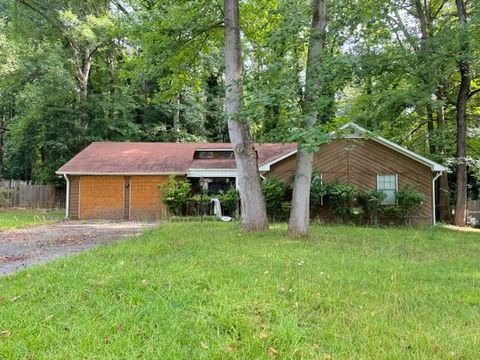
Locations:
382;189;396;205
378;174;397;204
378;175;396;190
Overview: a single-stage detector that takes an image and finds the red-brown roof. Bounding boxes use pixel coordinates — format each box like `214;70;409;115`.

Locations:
56;142;297;175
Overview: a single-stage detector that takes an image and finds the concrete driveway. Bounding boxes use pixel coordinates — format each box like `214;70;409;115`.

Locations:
0;221;156;276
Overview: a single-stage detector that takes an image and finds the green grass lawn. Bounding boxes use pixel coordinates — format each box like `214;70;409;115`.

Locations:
0;209;64;230
0;223;479;359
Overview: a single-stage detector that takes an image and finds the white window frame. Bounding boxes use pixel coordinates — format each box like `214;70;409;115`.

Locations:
376;174;398;205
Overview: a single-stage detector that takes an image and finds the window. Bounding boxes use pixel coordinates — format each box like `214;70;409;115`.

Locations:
194;150;234;159
377;174;398;205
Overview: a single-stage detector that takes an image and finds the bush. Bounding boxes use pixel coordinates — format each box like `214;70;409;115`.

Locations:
325;182;358;222
262;178;285;220
159;176;191;216
310;173;326;208
358;189;387;225
395;185;425;225
217;187;240;216
186;190;211;217
350;207;365;224
189;192;211;203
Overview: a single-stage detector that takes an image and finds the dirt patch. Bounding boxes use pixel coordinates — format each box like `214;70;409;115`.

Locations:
0;221;156;276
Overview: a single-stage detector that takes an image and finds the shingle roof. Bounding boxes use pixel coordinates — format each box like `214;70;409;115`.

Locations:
56;142;298;175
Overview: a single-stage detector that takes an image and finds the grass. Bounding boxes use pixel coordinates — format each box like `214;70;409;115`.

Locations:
0;208;64;230
0;223;479;359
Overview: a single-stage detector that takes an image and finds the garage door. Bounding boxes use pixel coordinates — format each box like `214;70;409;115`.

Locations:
79;176;124;220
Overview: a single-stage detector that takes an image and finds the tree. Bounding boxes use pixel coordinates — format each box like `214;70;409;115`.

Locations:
287;0;327;237
224;0;268;232
453;0;470;226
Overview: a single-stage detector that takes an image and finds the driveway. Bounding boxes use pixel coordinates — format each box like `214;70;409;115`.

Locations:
0;221;156;276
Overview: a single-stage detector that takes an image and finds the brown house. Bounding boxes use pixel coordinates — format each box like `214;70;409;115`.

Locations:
57;123;446;224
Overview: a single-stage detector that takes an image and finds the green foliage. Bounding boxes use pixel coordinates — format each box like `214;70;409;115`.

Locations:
159;176;192;216
217;187;240;215
261;178;285;220
350;207;365;224
189;192;211;203
325;182;358;221
186;190;211;217
358;189;387;225
395;185;425;225
0;0;478;198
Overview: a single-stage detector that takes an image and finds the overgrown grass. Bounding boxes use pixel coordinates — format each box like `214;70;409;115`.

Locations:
0;223;479;359
0;209;64;230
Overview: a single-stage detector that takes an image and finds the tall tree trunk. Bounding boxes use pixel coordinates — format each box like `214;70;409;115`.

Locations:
435;91;452;222
414;1;437;155
76;47;92;100
224;0;268;232
0;103;4;179
453;0;470;227
426;107;436;154
288;0;327;237
72;45;94;130
173;93;181;141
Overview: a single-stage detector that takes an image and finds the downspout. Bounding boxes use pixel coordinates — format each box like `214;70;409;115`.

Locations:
432;171;442;225
63;174;70;219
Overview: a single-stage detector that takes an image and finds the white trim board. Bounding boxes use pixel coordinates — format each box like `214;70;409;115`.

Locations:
187;169;238;178
56;171;185;176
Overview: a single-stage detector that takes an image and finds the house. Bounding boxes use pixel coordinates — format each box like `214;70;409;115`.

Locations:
56;123;447;224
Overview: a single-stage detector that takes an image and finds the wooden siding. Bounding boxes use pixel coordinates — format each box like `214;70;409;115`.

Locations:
124;176;131;220
79;176;124;220
129;175;170;220
268;139;434;224
68;176;80;220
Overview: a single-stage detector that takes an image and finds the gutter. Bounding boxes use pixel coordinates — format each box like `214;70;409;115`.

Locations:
432;171;443;225
63;174;70;219
56;171;184;176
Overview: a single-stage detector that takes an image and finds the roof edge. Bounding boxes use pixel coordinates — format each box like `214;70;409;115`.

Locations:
333;122;448;172
56;171;185;176
258;148;298;171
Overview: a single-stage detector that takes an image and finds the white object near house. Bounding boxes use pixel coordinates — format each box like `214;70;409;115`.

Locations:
210;198;232;222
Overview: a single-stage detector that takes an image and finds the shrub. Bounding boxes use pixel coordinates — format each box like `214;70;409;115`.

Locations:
187;191;211;217
159;176;191;216
189;192;211;203
395;185;425;225
350;207;365;224
325;182;358;222
262;178;285;220
310;173;326;208
358;189;387;225
217;187;240;215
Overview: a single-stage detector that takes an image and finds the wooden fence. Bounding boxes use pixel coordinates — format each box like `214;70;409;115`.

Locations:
0;180;65;209
467;200;480;224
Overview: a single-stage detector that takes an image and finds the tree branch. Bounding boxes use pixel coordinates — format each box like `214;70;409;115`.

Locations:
468;88;480;99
